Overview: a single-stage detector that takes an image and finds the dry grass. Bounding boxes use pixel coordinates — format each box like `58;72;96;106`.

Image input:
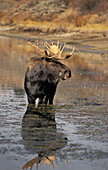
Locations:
0;0;108;34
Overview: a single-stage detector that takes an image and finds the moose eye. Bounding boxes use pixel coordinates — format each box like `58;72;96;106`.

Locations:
64;70;68;75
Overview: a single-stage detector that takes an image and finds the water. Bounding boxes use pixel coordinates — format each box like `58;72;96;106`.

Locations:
0;35;108;170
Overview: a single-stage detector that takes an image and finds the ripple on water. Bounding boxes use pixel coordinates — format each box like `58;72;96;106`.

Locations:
0;36;108;170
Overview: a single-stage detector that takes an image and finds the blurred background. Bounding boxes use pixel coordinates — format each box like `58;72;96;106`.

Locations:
0;0;108;36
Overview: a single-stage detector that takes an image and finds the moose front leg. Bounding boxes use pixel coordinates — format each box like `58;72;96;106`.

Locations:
48;86;57;104
39;96;49;104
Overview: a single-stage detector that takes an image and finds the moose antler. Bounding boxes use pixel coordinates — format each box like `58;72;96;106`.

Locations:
21;155;68;170
45;41;75;60
28;40;75;60
64;46;75;59
28;40;46;57
21;157;41;170
45;41;60;55
39;156;58;170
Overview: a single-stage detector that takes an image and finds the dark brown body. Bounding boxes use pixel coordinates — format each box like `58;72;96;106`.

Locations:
24;57;71;105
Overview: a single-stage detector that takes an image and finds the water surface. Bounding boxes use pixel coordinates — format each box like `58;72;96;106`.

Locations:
0;35;108;170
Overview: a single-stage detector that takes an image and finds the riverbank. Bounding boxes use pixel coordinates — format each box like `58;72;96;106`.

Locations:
0;0;108;41
0;24;108;43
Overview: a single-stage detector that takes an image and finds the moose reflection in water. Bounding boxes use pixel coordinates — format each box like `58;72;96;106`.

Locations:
21;105;68;170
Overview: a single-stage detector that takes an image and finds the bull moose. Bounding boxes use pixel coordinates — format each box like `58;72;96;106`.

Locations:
24;40;75;105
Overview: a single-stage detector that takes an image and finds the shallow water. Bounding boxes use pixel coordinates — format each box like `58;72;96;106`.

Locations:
0;35;108;170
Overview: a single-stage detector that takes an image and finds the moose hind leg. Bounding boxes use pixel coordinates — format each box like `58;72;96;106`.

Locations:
39;96;49;104
28;96;35;105
44;96;49;104
39;96;44;104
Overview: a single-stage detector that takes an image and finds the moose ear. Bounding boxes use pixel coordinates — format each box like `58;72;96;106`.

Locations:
65;54;72;59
